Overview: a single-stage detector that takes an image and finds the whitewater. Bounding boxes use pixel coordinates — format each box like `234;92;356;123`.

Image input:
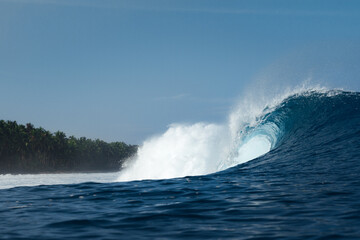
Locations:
1;85;316;187
1;86;360;239
117;85;327;182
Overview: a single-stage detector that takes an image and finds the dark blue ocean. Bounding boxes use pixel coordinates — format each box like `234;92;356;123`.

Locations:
1;90;360;239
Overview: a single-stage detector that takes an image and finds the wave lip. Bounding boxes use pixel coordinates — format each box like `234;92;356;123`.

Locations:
117;88;358;182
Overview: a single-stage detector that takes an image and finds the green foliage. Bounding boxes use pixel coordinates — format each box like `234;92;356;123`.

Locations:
0;120;138;174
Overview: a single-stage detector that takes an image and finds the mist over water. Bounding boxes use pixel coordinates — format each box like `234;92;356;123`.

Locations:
117;83;325;182
118;123;230;181
0;172;119;190
2;86;360;240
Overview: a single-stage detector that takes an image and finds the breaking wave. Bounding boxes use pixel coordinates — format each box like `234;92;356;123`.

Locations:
118;86;357;182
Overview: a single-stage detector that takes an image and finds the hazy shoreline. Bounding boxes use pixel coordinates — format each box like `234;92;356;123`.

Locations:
0;120;137;174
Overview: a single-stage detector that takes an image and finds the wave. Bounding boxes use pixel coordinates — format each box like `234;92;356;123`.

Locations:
117;87;360;182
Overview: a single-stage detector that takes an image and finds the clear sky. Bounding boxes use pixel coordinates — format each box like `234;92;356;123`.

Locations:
1;0;360;144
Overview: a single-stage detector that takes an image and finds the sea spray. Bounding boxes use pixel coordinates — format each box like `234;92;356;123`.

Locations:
3;89;360;240
118;123;231;181
117;83;328;182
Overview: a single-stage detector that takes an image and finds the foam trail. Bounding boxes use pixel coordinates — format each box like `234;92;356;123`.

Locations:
118;123;231;181
0;172;119;189
118;121;272;182
117;83;325;182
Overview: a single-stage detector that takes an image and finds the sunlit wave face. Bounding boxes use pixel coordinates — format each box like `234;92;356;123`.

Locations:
117;86;324;182
235;135;272;165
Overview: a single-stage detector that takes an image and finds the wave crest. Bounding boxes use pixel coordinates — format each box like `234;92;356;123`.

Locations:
117;87;356;182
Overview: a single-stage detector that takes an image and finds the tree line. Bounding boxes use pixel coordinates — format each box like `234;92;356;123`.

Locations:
0;120;138;174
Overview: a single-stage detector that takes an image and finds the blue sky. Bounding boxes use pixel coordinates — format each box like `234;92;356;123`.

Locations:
1;0;360;143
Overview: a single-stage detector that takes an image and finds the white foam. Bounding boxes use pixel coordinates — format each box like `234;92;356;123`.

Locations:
0;172;119;189
117;82;326;182
118;123;231;181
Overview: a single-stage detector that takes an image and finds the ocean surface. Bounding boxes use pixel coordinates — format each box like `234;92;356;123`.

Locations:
1;89;360;239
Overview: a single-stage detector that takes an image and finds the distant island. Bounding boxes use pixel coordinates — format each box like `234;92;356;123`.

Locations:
0;120;138;174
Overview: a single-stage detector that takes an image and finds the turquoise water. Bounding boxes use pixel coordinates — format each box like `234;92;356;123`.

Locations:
1;90;360;239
